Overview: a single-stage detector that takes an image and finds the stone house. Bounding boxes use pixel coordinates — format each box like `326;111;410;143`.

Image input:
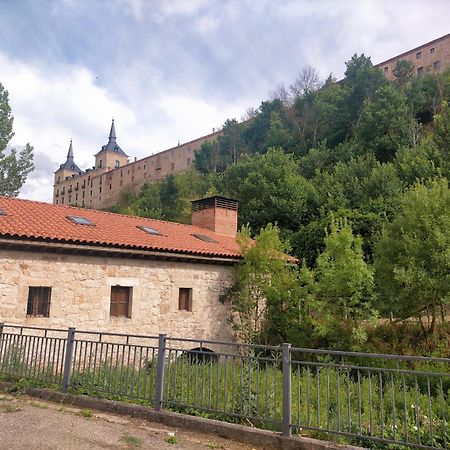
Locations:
0;195;240;342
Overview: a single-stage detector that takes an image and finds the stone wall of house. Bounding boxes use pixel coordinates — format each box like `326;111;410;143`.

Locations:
0;249;235;344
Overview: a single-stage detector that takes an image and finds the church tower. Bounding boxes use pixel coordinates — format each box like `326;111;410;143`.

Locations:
94;119;128;171
54;140;83;185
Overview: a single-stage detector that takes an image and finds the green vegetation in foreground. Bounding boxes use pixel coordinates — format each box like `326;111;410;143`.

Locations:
2;356;448;449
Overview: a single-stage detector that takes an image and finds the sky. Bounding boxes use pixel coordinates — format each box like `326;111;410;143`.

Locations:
1;0;449;203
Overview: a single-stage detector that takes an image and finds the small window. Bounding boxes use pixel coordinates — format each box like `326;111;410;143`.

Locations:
99;160;103;168
192;233;218;243
430;47;435;54
137;225;162;235
416;51;422;59
384;66;388;73
67;215;95;226
417;67;424;75
110;286;132;317
171;162;175;171
0;208;6;216
27;287;51;317
115;160;120;168
433;60;441;70
179;288;192;311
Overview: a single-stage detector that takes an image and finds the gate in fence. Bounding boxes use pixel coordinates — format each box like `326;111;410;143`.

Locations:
0;323;448;449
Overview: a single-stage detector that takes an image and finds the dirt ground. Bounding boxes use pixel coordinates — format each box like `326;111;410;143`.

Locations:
0;393;260;450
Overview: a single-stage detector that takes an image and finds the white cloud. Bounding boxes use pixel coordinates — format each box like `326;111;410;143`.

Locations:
0;52;247;202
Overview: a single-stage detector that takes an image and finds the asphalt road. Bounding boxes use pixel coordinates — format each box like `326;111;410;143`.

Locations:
0;394;259;450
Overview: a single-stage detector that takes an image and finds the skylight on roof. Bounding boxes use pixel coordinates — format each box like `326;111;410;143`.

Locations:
0;208;6;216
192;233;218;243
137;225;161;236
67;215;95;226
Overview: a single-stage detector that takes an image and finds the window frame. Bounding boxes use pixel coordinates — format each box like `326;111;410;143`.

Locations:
178;287;193;312
27;286;52;318
110;285;132;318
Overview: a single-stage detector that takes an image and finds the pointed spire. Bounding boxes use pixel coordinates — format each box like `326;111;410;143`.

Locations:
59;139;82;173
67;139;74;160
109;118;116;142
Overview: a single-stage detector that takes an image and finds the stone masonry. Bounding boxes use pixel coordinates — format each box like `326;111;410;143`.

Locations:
0;249;234;343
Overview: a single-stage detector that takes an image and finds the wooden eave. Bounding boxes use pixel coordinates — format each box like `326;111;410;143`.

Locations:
0;236;240;265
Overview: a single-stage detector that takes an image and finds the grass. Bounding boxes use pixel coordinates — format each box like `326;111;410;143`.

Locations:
205;443;224;449
30;401;48;409
166;433;178;445
0;401;21;413
78;408;93;418
120;434;143;448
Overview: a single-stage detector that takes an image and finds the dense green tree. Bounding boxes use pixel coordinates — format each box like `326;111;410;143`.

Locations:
224;224;301;344
392;59;414;85
355;84;410;161
222;148;318;231
313;217;375;348
0;82;34;196
374;179;450;334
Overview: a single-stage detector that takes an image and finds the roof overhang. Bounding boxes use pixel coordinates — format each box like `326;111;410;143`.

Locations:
0;236;240;265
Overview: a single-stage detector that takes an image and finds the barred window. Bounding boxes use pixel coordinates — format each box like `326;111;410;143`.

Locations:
27;287;51;317
110;286;132;318
178;288;193;312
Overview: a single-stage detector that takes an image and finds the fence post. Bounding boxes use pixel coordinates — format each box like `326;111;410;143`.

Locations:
154;334;167;411
282;342;292;437
0;322;4;364
62;327;76;393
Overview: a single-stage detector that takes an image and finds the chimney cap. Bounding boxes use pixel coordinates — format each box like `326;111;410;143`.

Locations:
191;196;238;212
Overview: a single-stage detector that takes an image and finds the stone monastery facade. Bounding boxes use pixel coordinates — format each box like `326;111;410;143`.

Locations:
53;120;221;210
376;33;450;80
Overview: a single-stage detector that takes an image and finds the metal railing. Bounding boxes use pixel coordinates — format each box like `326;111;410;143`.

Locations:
0;323;448;449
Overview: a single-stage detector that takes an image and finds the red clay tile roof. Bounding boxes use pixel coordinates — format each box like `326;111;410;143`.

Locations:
0;197;241;260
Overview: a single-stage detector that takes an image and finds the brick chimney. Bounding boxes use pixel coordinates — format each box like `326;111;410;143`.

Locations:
191;196;238;237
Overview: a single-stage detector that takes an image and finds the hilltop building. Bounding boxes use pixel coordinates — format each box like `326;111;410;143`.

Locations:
53;120;221;210
0;195;239;340
376;33;450;80
54;34;450;210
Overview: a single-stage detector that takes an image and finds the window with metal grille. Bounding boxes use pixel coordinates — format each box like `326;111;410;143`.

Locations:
178;288;192;311
27;287;51;317
110;286;132;318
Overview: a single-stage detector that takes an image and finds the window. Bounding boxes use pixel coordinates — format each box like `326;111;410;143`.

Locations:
417;67;424;75
192;233;218;243
171;162;175;171
384;66;388;73
137;225;162;235
416;51;422;59
430;47;435;54
67;215;95;226
99;159;103;168
433;60;441;70
0;208;6;216
110;286;132;317
27;287;51;317
115;160;120;168
178;288;192;311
